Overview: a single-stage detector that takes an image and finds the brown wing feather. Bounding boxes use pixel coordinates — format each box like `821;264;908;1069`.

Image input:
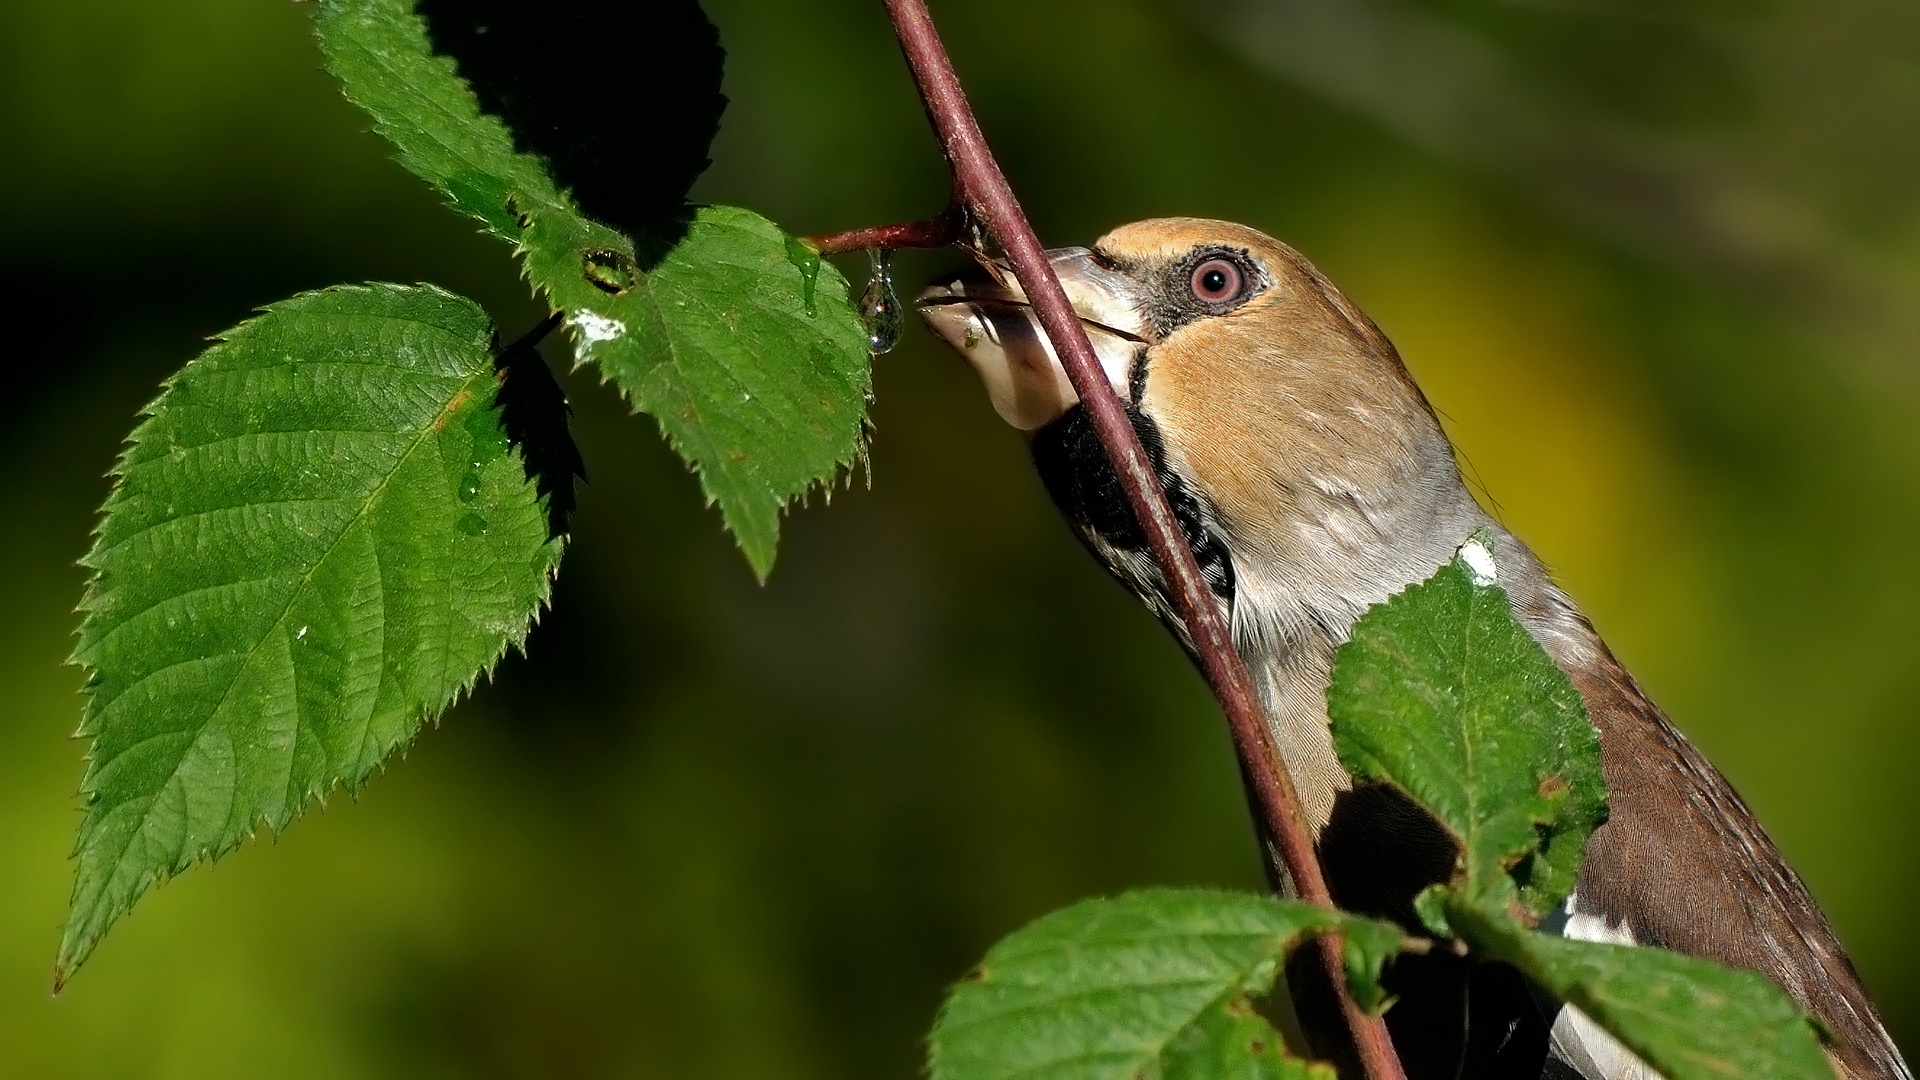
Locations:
1562;636;1907;1079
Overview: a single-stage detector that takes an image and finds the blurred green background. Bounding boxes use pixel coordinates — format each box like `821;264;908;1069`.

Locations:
3;0;1918;1075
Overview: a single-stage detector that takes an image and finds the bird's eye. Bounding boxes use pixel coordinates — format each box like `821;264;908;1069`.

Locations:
1190;258;1244;305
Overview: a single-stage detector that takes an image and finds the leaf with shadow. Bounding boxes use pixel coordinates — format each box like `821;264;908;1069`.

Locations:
493;312;585;538
417;0;726;264
316;0;871;577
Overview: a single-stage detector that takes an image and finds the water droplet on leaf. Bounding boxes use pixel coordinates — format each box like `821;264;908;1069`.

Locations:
858;248;903;355
456;512;489;535
458;470;483;502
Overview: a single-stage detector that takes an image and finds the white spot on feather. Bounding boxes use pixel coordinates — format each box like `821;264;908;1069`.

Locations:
1544;892;1663;1079
1458;536;1498;587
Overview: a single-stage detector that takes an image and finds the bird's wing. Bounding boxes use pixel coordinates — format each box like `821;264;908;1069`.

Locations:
1557;645;1910;1080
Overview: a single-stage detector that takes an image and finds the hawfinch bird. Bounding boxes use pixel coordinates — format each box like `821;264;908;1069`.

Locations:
916;219;1909;1080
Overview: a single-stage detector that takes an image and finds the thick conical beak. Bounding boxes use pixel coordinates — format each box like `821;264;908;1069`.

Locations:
915;248;1149;432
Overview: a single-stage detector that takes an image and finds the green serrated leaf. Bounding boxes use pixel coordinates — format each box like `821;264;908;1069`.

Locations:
1161;991;1334;1080
1452;901;1835;1080
312;0;871;576
524;206;872;578
1337;914;1408;1015
929;889;1396;1080
1327;535;1605;917
313;0;559;241
60;284;561;984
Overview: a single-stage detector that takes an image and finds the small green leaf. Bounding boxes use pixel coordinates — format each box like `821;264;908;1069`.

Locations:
1338;915;1408;1015
313;0;557;241
1453;903;1835;1080
313;0;871;576
523;206;871;578
1331;539;1831;1080
61;284;561;983
928;889;1397;1080
1328;534;1605;916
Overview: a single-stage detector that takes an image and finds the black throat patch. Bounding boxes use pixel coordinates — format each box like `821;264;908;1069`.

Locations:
1030;405;1235;604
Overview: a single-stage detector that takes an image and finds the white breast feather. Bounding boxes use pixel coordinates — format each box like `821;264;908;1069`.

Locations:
1546;891;1666;1080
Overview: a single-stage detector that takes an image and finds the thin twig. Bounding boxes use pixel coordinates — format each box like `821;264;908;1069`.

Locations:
503;310;565;355
808;203;963;255
872;3;1409;1078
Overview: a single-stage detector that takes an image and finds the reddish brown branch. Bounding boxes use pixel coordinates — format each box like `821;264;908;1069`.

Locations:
872;2;1408;1078
808;203;962;255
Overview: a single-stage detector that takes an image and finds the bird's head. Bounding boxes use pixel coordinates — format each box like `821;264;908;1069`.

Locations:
918;216;1508;825
916;218;1479;634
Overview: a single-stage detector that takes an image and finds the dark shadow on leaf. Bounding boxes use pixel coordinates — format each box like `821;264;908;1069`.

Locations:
494;313;585;538
1317;783;1467;1078
417;0;726;267
1462;961;1554;1080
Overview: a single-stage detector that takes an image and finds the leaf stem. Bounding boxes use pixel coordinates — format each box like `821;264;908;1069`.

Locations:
865;2;1408;1078
1396;936;1468;958
808;202;963;254
503;310;566;355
